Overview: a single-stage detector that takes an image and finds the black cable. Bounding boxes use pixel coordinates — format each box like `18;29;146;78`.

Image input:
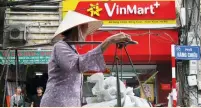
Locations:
2;48;11;107
111;45;118;72
196;0;200;22
15;49;19;88
115;53;121;107
120;48;123;81
193;23;201;45
123;46;152;107
184;0;189;45
187;0;195;31
193;0;200;14
177;62;187;106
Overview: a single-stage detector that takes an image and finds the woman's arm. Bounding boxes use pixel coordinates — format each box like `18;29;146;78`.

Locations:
100;38;111;52
54;32;131;73
100;32;131;52
54;41;106;73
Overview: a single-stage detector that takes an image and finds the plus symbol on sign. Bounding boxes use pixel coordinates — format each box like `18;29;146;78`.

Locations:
154;1;160;8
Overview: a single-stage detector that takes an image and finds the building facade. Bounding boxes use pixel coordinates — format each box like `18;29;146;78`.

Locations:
0;0;179;106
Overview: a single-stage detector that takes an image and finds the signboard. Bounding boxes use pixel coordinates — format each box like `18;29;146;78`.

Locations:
175;45;200;60
0;50;52;64
62;0;177;28
161;83;171;90
140;84;154;102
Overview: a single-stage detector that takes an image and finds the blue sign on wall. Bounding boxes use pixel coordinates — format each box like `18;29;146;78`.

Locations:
175;45;200;60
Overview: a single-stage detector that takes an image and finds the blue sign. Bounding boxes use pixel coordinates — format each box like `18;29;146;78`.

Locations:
175;45;200;60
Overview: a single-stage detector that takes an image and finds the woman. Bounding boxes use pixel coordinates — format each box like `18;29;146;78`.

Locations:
10;87;25;107
40;10;132;107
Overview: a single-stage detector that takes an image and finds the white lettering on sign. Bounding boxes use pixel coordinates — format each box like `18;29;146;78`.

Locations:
104;1;160;17
177;52;198;58
185;48;193;52
177;52;187;57
188;52;198;58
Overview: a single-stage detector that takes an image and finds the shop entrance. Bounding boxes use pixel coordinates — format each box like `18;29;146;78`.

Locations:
26;73;48;97
25;65;48;104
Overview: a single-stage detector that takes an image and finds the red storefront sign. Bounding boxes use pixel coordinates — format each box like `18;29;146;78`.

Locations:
62;0;177;27
75;1;176;20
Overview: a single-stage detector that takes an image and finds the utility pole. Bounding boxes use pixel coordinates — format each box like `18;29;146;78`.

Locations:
184;0;201;106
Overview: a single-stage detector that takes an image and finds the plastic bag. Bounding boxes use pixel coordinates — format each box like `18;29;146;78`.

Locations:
87;73;104;96
123;95;135;107
102;87;117;101
84;73;151;107
104;76;126;94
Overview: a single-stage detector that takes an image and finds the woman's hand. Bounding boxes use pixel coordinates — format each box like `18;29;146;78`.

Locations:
107;32;132;44
100;32;132;52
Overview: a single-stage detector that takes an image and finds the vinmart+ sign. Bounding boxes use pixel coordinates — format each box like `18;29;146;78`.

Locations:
104;1;160;17
62;0;177;28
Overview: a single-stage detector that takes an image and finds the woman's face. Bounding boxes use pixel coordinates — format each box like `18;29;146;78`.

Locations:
80;24;88;35
72;24;88;41
16;88;21;94
71;27;79;41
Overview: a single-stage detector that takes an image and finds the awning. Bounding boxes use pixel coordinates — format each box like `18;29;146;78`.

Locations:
0;50;51;64
77;29;178;64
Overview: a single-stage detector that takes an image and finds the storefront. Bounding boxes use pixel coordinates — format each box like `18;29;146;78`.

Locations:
0;50;50;106
62;0;179;105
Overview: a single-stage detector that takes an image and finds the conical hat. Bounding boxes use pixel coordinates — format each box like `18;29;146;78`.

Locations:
52;10;103;43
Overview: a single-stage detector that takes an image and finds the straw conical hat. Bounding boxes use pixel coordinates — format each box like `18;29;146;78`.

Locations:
52;10;103;43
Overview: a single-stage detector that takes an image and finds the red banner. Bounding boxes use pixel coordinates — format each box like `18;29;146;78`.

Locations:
75;1;176;20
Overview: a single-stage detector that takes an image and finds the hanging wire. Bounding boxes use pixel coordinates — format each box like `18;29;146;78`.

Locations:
115;55;121;107
106;30;178;44
111;45;118;72
2;48;11;107
15;50;19;89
